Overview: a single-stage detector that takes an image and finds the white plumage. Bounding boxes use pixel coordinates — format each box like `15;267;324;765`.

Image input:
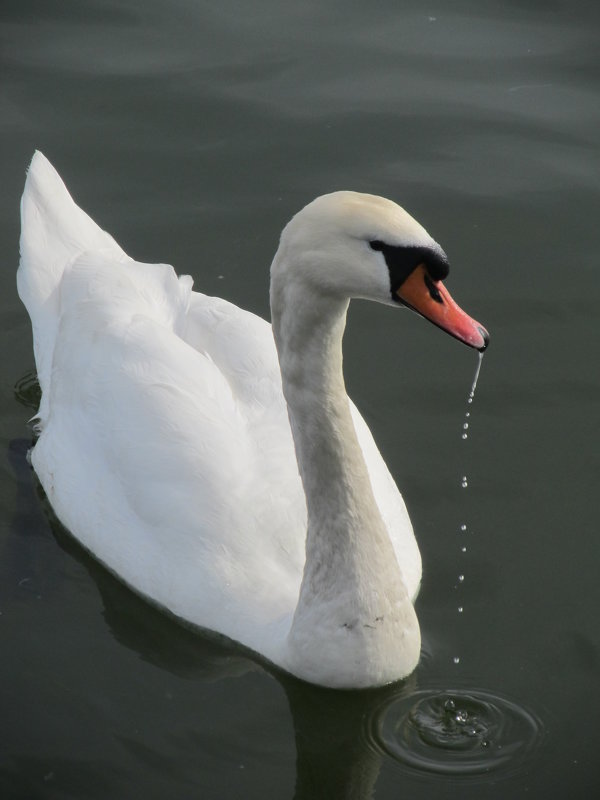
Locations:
18;152;486;688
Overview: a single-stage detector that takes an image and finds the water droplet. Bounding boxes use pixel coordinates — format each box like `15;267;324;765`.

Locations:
453;656;460;664
467;397;473;404
460;524;467;531
461;546;467;553
461;478;468;488
462;433;468;440
465;412;470;418
458;606;464;613
463;423;469;430
458;574;465;582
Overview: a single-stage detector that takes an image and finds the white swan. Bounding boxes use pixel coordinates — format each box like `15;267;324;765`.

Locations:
18;152;488;689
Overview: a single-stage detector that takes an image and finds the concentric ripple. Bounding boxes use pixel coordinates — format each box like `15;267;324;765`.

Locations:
370;688;543;778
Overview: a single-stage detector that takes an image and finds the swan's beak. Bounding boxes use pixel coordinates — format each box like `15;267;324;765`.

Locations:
395;264;489;351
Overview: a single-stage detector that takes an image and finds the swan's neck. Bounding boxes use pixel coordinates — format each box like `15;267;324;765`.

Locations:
270;274;420;688
273;290;377;547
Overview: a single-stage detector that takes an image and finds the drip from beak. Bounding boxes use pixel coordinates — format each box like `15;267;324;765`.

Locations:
395;264;489;351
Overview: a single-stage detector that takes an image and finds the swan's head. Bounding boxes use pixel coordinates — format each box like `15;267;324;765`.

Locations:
272;191;488;351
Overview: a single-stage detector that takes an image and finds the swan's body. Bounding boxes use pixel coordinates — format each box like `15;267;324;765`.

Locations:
18;152;487;688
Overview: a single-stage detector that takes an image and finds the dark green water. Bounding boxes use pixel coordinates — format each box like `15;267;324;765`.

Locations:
1;1;599;797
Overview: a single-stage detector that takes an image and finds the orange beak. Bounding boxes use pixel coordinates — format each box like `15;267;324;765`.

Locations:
396;264;489;351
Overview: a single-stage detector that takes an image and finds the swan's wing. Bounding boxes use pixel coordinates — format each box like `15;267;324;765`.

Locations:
181;291;284;415
32;250;306;651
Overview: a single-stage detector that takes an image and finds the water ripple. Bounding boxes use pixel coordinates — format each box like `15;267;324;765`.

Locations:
369;688;543;779
14;370;41;412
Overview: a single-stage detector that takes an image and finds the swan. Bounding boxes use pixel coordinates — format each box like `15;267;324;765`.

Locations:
18;152;488;689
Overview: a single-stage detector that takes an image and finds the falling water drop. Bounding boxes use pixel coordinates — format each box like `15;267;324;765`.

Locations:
462;355;483;430
462;420;469;439
469;352;484;401
451;354;484;684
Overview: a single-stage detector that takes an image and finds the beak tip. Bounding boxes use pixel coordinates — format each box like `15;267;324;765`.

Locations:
476;326;490;352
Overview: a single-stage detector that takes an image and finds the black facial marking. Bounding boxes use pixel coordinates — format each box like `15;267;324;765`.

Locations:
369;241;450;300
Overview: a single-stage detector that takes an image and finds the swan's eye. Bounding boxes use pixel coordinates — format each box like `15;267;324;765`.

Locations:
369;240;385;251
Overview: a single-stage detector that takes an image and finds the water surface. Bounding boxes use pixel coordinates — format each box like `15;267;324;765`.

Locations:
1;1;599;797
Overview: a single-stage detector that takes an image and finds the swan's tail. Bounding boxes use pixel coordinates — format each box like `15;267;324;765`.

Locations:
17;151;128;413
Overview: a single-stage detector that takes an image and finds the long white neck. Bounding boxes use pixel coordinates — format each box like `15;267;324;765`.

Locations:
270;268;420;688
